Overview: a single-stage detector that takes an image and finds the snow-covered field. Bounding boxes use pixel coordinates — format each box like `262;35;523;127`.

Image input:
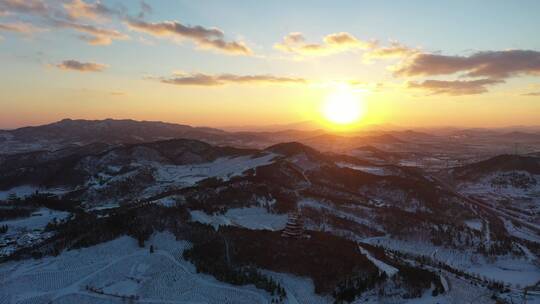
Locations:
501;217;540;242
0;208;70;257
190;207;288;231
355;276;496;304
152;153;277;186
0;153;278;208
458;172;540;209
0;186;39;200
1;231;364;304
0;203;538;303
0;187;69;200
0;233;273;304
299;199;381;231
364;236;540;287
263;271;332;304
464;219;483;231
83;153;278;206
0;209;69;232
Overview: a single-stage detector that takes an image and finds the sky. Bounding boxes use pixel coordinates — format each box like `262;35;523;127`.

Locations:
0;0;539;130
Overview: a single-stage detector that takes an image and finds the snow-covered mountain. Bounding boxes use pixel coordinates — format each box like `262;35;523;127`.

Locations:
0;136;539;303
0;119;327;154
0;119;248;154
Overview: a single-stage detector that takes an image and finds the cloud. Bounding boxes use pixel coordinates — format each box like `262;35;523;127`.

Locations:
522;92;540;96
275;32;376;56
54;59;107;72
0;0;47;16
63;0;117;22
0;0;130;45
394;50;540;79
407;78;503;96
324;32;367;46
158;72;306;86
125;19;251;55
363;41;418;61
53;19;128;45
0;0;129;45
0;22;42;34
395;50;540;95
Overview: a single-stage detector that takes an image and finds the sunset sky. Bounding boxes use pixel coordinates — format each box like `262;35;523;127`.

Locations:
1;0;539;130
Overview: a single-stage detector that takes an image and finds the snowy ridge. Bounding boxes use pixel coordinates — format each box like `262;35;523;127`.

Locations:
336;162;392;176
190;207;288;231
357;244;398;277
81;152;278;206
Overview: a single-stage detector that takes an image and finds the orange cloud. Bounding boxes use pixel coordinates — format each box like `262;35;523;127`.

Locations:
126;19;251;55
1;0;127;45
54;60;108;72
363;41;418;61
0;22;42;34
54;20;128;45
275;32;377;56
63;0;117;22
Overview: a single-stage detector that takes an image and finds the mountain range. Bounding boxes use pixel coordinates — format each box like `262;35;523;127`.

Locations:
0;119;539;303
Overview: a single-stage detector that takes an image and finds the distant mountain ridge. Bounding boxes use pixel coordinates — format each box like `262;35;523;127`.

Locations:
2;118;540;157
2;118;225;143
0;119;411;155
0;119;266;154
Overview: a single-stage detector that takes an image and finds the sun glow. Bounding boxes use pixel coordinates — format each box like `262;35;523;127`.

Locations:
321;88;366;126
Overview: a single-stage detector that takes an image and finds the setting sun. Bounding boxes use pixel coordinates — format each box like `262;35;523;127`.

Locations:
322;89;365;125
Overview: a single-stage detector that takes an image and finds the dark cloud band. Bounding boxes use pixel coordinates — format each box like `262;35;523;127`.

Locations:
126;19;251;55
407;79;503;96
395;50;540;79
159;72;306;86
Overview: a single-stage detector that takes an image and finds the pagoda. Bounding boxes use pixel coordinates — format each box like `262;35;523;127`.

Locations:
281;212;304;238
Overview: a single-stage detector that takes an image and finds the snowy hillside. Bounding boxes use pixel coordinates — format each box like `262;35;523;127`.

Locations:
0;233;275;304
1;140;539;303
